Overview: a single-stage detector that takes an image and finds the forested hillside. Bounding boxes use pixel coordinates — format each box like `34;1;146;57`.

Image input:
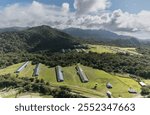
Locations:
0;25;150;79
0;25;78;53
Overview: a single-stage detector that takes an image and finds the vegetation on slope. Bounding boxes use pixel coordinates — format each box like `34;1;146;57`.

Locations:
87;44;140;55
0;25;150;98
0;49;150;79
0;25;149;80
0;74;82;98
0;63;141;98
0;25;79;53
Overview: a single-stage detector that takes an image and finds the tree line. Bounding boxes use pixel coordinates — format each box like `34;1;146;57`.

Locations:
0;74;83;98
0;51;150;79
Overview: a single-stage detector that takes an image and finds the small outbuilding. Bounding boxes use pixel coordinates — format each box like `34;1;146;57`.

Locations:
106;91;112;98
139;82;146;87
128;88;137;94
106;82;113;89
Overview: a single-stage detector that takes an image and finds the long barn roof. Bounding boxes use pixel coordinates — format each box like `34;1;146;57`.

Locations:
55;66;64;82
76;65;89;83
16;61;29;73
33;63;40;76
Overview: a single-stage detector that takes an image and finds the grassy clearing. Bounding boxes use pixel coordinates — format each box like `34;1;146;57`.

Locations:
87;44;141;55
0;63;141;98
0;63;22;76
120;47;140;55
144;80;150;85
87;45;113;54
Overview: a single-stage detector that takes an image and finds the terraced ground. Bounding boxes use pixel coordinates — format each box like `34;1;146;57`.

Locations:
87;44;141;55
0;62;142;98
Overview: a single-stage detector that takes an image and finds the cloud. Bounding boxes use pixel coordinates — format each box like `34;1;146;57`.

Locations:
62;3;70;13
0;0;148;32
66;8;150;33
0;1;71;28
0;1;150;39
106;9;150;33
74;0;111;15
63;8;150;38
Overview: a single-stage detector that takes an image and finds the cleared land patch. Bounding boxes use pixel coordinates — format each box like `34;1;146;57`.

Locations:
87;44;141;55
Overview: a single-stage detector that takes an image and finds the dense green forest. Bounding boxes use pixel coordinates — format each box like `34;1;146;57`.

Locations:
0;25;150;79
0;25;79;53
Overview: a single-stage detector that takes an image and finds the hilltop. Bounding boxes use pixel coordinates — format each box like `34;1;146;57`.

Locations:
0;62;141;98
0;25;79;53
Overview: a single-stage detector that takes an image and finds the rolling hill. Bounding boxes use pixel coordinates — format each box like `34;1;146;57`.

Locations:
0;62;141;98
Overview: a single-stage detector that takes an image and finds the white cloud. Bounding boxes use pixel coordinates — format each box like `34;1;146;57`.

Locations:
74;0;111;15
107;9;150;33
0;1;150;39
0;1;72;28
64;8;150;39
62;3;70;13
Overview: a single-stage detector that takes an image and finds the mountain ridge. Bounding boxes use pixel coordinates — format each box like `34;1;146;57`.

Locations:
63;28;142;47
0;25;79;53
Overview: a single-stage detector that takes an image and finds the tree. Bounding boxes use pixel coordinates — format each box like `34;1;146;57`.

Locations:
141;87;150;95
39;85;51;95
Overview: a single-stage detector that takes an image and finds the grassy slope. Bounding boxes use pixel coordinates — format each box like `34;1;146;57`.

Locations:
144;80;150;85
87;44;141;55
87;45;113;54
0;62;141;98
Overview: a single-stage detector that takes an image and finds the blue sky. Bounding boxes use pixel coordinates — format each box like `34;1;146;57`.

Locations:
109;0;150;13
0;0;150;39
0;0;74;11
0;0;150;13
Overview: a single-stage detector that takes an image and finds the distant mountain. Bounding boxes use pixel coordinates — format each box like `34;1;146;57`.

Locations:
0;25;78;53
63;28;125;41
63;28;141;47
109;37;141;47
0;27;26;33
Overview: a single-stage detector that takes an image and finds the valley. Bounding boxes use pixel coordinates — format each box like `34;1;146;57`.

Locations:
0;25;150;98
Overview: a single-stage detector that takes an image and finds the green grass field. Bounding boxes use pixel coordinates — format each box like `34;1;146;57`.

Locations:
144;80;150;85
0;62;141;98
87;44;141;55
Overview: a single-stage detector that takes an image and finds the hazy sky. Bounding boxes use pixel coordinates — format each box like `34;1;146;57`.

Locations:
0;0;150;39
